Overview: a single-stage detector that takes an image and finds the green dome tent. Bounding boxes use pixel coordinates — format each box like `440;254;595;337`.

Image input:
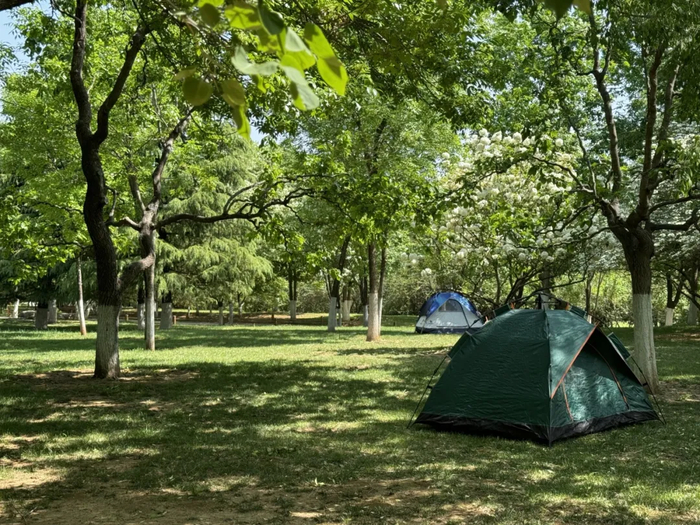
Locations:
414;308;659;444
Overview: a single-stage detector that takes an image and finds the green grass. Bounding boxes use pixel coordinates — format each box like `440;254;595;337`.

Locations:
0;319;698;524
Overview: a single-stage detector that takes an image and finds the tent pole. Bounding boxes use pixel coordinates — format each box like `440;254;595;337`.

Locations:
407;354;449;428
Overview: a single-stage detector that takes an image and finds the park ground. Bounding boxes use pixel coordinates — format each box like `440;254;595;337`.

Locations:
0;317;698;524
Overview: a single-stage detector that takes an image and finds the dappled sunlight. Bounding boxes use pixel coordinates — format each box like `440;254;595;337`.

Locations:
0;323;698;523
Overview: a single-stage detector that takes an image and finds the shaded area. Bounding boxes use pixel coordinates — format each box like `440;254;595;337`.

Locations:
0;323;698;524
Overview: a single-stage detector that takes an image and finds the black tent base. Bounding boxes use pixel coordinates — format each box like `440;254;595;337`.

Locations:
414;410;660;445
415;327;480;335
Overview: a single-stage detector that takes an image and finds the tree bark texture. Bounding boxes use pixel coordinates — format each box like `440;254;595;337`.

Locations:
77;257;87;335
35;303;49;330
48;299;58;324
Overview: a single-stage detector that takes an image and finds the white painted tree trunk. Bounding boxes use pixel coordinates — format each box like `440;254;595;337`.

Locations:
327;297;338;332
145;298;155;350
687;302;698;325
218;305;224;326
228;302;234;325
664;307;674;327
633;294;659;393
48;299;58;324
136;304;145;330
77;258;87;335
95;305;120;379
160;302;173;330
35;307;49;330
289;300;297;322
367;292;380;341
11;299;19;319
341;300;352;323
363;305;369;327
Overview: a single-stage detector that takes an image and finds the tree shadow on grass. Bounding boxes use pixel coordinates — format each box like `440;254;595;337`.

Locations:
1;349;698;524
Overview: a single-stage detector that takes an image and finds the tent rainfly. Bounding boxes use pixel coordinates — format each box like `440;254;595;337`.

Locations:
415;291;483;334
414;308;659;443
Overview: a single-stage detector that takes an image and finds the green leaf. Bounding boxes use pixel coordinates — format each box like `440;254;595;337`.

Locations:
280;63;307;85
258;1;284;35
173;68;196;81
290;82;319;111
318;56;348;95
231;103;251;140
183;77;213;106
232;46;279;76
252;74;266;93
220;78;246;106
303;23;335;58
257;29;280;52
198;0;223;6
284;29;309;53
225;1;262;30
200;3;221;27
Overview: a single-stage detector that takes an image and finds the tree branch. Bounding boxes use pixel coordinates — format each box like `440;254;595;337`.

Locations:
93;26;149;145
0;0;33;10
648;209;700;231
69;0;92;143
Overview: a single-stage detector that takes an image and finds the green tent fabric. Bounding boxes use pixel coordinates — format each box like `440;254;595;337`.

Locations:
416;309;659;443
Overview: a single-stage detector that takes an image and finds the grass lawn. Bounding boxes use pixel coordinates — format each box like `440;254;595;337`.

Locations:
0;318;698;524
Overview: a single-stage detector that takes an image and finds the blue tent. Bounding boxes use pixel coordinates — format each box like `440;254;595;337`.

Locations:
415;292;483;334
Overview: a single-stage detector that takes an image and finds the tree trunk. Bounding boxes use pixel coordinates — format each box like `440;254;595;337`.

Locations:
664;307;674;327
327;297;338;332
624;244;659;393
378;246;387;336
137;278;145;331
585;272;594;313
367;242;380;342
687;268;698;325
144;264;156;350
363;305;369;327
48;299;58;324
289;300;297;322
218;301;224;326
360;274;369;327
77;257;87;336
10;299;19;319
160;292;173;330
95;304;120;379
35;302;49;330
341;299;351;323
228;302;234;325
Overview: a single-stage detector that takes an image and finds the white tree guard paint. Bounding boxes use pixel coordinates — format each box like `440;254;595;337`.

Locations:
160;303;173;330
136;304;145;330
145;298;156;350
633;293;659;393
289;300;297;322
327;297;337;332
48;299;58;324
95;305;120;378
367;292;380;341
664;307;674;327
77;299;87;335
341;300;351;323
35;307;49;330
11;299;19;319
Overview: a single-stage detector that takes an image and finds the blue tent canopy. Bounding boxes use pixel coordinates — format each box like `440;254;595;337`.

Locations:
416;292;483;334
418;292;479;318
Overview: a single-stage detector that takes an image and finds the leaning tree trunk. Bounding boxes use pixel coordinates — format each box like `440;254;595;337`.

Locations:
624;244;659;393
48;299;58;324
35;302;49;330
160;292;173;330
367;242;380;342
77;257;87;336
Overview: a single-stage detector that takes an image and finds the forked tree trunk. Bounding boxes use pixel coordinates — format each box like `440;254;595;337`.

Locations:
160;292;173;330
35;302;49;330
144;265;156;350
48;299;58;324
367;242;380;342
77;257;87;335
